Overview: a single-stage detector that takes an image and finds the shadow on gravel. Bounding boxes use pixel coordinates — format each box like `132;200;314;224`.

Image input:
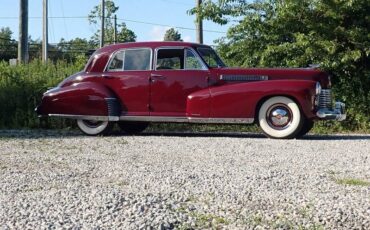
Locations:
0;130;369;140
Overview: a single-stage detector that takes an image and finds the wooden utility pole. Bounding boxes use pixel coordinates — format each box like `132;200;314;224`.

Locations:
196;0;203;44
100;0;105;48
18;0;28;63
114;15;117;44
42;0;48;63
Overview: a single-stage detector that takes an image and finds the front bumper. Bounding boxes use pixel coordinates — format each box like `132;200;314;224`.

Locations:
316;102;346;121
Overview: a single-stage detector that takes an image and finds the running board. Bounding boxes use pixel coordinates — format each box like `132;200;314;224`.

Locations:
45;114;254;124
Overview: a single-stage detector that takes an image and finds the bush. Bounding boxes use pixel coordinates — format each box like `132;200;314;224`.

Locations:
0;59;85;129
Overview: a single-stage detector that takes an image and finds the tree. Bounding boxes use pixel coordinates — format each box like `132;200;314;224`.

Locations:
88;0;136;46
0;27;17;61
190;0;370;130
163;28;182;41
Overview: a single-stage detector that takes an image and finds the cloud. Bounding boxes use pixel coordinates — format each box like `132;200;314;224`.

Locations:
149;26;171;41
182;35;193;42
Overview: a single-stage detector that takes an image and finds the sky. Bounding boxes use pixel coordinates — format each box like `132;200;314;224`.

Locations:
0;0;230;45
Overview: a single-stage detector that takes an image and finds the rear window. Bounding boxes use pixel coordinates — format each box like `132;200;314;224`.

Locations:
107;48;151;71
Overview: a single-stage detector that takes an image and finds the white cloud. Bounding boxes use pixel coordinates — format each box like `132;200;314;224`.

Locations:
182;35;193;42
148;26;171;41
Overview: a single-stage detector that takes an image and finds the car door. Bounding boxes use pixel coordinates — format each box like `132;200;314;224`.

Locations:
101;48;152;116
150;47;210;117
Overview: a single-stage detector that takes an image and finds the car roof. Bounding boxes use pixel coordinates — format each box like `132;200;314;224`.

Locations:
85;41;212;72
98;41;211;52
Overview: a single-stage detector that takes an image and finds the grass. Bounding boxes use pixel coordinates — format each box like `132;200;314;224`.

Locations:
327;170;370;187
334;178;370;186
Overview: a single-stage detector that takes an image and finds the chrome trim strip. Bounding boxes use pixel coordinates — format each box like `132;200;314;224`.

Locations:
46;114;255;124
120;116;188;123
220;75;269;81
120;116;254;124
48;114;120;121
188;117;254;124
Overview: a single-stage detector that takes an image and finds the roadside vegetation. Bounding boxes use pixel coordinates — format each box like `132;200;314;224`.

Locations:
0;0;369;133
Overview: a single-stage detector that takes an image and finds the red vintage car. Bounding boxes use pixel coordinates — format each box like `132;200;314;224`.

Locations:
36;41;345;138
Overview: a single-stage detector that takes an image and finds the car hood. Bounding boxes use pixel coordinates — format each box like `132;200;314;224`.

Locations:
214;67;330;87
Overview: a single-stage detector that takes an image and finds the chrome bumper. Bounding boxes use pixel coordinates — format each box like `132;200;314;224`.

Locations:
316;102;346;121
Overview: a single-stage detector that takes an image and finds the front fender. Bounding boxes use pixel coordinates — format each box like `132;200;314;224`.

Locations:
36;82;120;117
209;80;317;119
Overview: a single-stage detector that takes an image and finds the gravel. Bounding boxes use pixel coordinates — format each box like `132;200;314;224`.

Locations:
0;130;369;229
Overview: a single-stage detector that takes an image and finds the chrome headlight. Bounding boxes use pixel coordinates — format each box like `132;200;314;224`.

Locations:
315;82;322;95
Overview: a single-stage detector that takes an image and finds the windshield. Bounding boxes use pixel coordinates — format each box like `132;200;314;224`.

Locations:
197;47;226;68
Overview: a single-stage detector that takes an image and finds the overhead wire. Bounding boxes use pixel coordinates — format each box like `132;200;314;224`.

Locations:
0;16;227;34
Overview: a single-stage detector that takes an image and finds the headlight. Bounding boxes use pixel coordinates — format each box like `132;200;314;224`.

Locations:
315;82;322;95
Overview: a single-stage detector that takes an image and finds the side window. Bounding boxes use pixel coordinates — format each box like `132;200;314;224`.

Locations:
185;49;204;70
107;51;124;71
124;49;151;71
156;48;184;70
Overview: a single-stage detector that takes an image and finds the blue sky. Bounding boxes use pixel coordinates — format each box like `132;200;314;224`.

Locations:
0;0;230;45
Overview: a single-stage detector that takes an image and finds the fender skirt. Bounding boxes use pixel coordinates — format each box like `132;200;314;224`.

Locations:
35;82;121;121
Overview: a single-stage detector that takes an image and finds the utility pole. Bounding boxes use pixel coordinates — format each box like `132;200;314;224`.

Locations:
42;0;48;63
18;0;28;63
100;0;105;48
114;14;117;44
195;0;203;44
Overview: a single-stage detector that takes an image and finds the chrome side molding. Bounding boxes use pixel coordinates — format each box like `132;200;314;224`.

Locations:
45;114;254;124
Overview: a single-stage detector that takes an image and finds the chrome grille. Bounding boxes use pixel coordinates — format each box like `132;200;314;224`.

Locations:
318;89;332;109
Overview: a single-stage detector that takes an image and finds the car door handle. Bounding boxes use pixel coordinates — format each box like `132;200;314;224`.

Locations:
150;74;166;80
102;75;115;79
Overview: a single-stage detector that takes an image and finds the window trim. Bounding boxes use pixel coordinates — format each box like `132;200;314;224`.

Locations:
154;46;208;71
104;47;153;72
184;48;208;70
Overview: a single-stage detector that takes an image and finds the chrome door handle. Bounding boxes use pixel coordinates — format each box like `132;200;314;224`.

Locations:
150;74;166;80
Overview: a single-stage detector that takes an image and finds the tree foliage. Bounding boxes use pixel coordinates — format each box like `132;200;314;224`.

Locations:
88;0;136;45
163;28;183;41
0;27;17;60
191;0;370;130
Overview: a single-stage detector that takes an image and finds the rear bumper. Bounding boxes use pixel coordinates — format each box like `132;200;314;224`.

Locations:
316;102;346;121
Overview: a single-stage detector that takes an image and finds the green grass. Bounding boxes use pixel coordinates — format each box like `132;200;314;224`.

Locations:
335;178;370;186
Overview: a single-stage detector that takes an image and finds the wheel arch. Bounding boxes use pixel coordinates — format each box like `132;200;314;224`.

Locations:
254;94;306;124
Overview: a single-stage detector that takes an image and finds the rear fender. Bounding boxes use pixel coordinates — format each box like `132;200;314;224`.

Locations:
36;82;121;118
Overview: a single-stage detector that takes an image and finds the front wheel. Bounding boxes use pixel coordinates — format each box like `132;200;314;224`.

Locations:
258;96;304;139
77;119;113;136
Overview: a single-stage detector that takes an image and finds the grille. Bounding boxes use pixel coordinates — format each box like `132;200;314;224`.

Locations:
318;89;332;109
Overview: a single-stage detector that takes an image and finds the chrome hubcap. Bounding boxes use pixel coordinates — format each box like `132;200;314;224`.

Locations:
82;120;103;128
266;104;292;130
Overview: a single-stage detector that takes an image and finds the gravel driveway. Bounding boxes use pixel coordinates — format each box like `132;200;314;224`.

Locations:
0;130;369;229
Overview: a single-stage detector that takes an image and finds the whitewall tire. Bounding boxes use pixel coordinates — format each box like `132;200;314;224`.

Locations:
258;96;303;139
77;119;113;136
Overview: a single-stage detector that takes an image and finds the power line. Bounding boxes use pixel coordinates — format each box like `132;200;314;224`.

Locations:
0;16;227;34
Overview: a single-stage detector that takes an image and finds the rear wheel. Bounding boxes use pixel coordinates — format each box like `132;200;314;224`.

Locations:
118;121;149;134
77;119;113;136
258;96;304;139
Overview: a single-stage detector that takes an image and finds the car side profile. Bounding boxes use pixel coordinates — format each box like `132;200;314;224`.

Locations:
36;41;346;139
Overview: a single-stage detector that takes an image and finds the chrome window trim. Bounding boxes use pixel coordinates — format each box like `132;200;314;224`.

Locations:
184;48;208;70
104;47;153;72
154;46;209;71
